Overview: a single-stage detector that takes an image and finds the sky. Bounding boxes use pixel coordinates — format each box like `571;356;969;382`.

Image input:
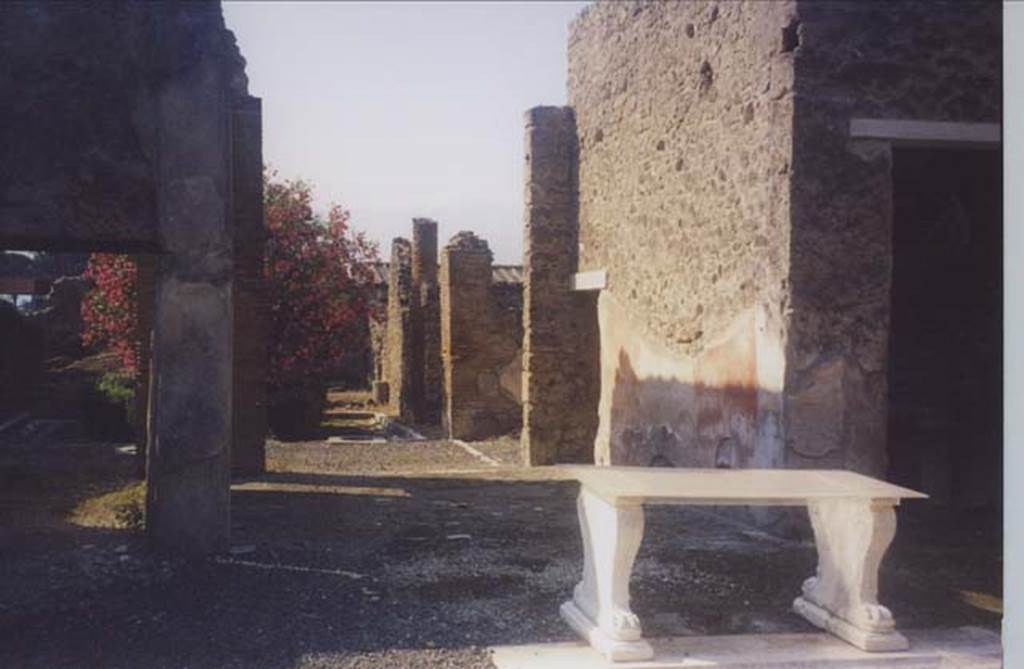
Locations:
223;1;589;264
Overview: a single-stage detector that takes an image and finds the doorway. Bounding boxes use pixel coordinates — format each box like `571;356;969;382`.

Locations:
887;147;1002;508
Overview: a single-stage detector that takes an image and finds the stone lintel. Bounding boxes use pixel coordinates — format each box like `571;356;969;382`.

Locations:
849;118;1000;148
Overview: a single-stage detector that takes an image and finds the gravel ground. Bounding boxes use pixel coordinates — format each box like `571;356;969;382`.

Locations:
0;436;1002;668
467;436;522;466
266;438;493;475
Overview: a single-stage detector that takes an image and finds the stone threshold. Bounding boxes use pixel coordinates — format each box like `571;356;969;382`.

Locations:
489;626;1001;668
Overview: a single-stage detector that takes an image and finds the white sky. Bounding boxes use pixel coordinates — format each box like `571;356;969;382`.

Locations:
223;1;589;264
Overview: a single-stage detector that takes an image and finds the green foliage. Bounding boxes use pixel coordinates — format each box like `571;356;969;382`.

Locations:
96;372;135;426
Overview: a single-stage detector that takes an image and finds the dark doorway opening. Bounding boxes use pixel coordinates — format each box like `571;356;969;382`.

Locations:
888;147;1002;509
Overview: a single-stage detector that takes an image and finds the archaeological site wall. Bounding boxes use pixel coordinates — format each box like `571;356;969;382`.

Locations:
568;0;796;470
378;221;524;439
410;219;443;425
1;2;267;552
521;108;600;465
440;233;523;440
385;238;415;420
786;1;1002;501
564;0;1002;506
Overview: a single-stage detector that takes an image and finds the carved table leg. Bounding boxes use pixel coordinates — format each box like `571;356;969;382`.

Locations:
793;499;909;651
560;488;653;661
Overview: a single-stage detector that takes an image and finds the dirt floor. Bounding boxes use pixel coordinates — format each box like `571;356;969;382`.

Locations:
0;429;1003;668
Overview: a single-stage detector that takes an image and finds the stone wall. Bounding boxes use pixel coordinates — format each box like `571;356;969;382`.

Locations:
375;249;524;426
0;3;247;253
411;219;442;424
1;1;256;554
385;238;414;420
440;233;522;440
368;280;389;386
564;0;1001;492
521;107;599;465
785;1;1002;481
568;1;795;469
491;281;525;405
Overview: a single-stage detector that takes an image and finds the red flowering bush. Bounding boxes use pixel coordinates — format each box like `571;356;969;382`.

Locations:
264;173;378;391
81;254;138;374
81;173;379;427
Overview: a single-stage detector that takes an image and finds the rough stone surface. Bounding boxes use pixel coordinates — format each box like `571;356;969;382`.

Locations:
568;1;793;471
381;221;523;432
521;107;599;466
365;273;390;389
785;1;1002;481
565;0;1002;494
0;2;246;253
440;233;522;441
386;238;415;421
1;2;256;555
570;0;795;360
411;218;442;425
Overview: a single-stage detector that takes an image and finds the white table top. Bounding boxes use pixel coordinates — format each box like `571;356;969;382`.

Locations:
560;465;928;507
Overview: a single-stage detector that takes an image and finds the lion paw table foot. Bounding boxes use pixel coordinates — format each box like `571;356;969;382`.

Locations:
794;498;910;652
793;596;909;651
560;599;654;661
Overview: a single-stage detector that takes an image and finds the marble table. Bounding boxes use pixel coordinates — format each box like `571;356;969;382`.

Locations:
558;465;927;662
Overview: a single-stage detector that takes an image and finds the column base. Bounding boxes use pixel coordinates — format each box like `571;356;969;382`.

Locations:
793;596;909;652
560;599;654;662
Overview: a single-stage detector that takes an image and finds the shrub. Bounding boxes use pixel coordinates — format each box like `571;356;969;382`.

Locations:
81;254;138;375
80;173;380;438
263;173;379;391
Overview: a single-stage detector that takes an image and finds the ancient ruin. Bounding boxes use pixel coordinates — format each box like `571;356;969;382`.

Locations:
373;220;524;441
522;0;1001;511
0;0;1007;666
1;2;267;553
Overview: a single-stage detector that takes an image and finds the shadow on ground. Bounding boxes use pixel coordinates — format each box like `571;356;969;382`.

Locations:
0;440;1002;669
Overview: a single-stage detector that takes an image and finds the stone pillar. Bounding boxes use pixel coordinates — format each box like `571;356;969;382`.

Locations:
411;218;442;425
441;232;505;439
385;238;414;421
146;57;233;555
133;254;157;479
230;95;267;476
521;106;598;465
